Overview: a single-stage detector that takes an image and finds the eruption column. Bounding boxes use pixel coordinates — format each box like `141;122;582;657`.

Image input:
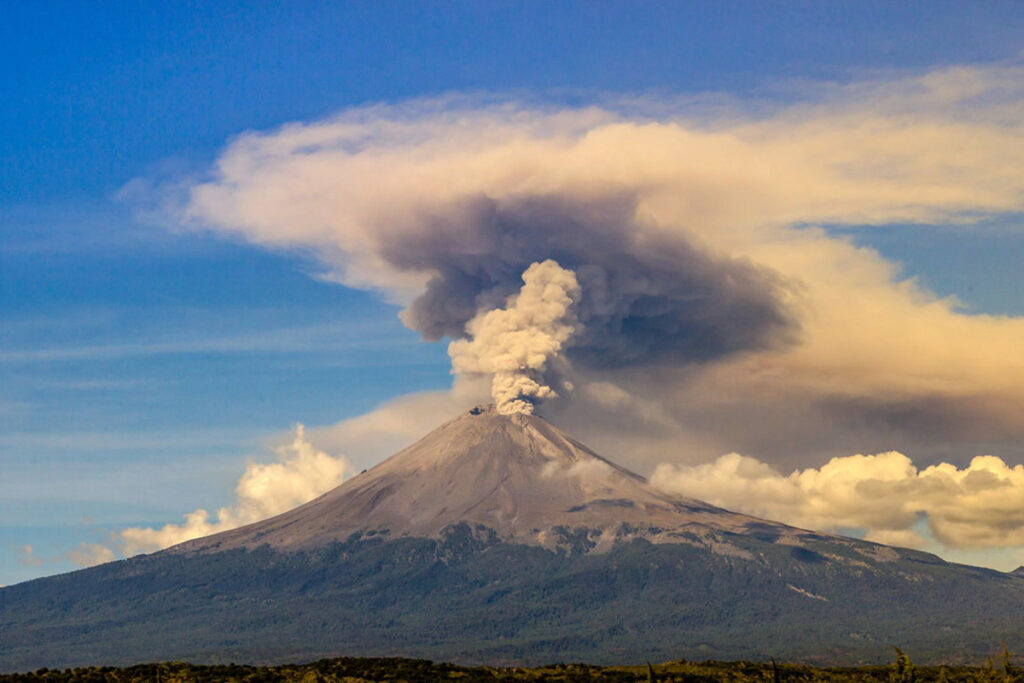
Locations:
448;260;581;415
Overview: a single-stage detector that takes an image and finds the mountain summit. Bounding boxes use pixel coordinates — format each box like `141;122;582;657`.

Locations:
180;404;801;554
5;407;1024;670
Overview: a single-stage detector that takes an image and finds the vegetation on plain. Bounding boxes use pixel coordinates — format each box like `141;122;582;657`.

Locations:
2;650;1023;683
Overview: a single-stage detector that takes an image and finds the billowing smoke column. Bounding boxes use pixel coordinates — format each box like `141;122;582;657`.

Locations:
189;125;802;418
174;89;1024;504
448;260;581;414
392;195;797;373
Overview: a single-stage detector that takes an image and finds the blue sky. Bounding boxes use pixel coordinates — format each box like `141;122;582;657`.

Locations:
3;2;1024;585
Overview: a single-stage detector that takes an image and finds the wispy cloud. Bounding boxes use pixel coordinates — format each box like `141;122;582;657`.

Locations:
0;321;422;364
16;545;43;567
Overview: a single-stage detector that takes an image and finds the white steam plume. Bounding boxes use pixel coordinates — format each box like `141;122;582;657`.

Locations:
448;259;581;414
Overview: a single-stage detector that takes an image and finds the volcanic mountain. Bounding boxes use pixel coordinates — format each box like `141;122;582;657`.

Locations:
3;406;1024;671
177;405;806;554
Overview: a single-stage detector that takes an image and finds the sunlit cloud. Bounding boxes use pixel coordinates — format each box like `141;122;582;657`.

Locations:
116;425;354;554
16;545;43;568
66;543;117;568
652;450;1024;551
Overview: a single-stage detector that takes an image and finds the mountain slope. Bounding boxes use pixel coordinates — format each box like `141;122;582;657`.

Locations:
177;405;806;553
2;406;1024;671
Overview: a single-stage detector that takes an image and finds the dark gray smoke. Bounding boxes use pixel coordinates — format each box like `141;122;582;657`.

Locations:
384;193;799;369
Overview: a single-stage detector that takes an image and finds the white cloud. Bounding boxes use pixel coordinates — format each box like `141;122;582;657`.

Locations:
651;450;1024;550
66;543;117;568
17;545;43;567
862;529;928;550
118;424;354;554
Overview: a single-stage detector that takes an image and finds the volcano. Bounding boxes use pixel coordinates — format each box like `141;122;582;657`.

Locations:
177;405;807;555
3;406;1024;670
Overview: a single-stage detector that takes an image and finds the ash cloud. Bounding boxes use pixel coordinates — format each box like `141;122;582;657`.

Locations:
397;194;798;371
182;63;1024;472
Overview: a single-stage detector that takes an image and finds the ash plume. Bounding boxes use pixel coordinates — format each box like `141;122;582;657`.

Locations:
395;194;798;372
182;70;1024;470
448;259;580;414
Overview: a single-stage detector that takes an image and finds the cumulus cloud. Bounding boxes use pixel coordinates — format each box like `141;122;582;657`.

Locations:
119;424;354;554
66;543;117;568
652;451;1024;550
173;62;1024;469
449;259;581;414
17;545;43;567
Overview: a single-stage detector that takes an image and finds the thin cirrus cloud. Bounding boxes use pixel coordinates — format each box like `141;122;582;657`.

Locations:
0;321;417;364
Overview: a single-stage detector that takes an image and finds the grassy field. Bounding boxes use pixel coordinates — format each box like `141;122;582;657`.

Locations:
1;652;1021;682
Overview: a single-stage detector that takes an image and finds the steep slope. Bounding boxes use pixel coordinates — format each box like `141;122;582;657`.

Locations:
177;404;806;553
3;406;1024;671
